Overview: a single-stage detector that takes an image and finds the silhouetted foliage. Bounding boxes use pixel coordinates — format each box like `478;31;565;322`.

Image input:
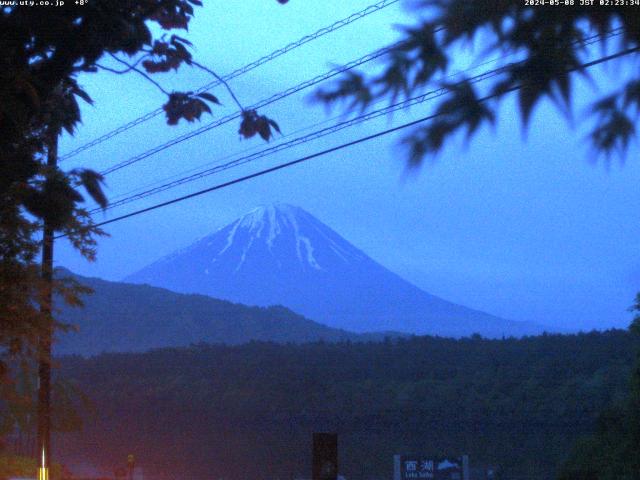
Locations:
558;301;640;479
316;2;640;165
0;0;284;410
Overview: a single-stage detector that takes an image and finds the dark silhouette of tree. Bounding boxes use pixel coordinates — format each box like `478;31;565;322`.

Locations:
0;0;284;408
316;3;640;165
559;322;640;478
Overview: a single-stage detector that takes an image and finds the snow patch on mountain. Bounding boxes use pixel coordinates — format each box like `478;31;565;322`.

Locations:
215;204;327;271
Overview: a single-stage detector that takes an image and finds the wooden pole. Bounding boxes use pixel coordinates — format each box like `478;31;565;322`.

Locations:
37;130;57;480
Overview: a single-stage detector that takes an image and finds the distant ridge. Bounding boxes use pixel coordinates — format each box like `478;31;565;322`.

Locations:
55;270;392;356
126;204;546;337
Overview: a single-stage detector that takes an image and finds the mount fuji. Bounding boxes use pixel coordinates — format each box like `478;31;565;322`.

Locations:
126;204;544;337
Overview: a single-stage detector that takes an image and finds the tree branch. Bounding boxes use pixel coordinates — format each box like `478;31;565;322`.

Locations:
189;59;245;111
104;53;152;74
99;56;170;96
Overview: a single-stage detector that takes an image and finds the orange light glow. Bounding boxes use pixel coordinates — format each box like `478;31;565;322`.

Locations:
38;447;49;480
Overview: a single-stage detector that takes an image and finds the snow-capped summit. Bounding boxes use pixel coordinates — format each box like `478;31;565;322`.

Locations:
211;203;365;272
126;204;544;337
150;203;366;278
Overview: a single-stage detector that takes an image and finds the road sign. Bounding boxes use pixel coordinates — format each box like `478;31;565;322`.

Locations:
393;455;469;480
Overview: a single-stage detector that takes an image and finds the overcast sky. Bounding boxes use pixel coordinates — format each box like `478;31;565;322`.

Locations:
55;0;640;332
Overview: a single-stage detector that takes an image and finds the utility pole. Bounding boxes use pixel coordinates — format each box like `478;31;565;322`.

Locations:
37;130;58;480
312;433;338;480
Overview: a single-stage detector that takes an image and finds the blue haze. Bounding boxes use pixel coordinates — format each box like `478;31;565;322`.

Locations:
55;1;640;332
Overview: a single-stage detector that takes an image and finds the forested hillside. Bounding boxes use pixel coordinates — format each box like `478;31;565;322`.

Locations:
55;272;386;355
55;330;639;480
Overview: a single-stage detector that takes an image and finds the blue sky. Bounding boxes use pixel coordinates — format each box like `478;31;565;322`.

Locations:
56;0;640;332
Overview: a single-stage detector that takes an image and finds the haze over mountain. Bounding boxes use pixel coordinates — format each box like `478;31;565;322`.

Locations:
55;271;381;356
126;204;545;337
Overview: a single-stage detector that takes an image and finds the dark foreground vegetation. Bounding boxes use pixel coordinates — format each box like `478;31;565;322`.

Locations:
48;330;639;480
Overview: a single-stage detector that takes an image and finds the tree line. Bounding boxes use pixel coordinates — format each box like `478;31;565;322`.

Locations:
42;329;639;480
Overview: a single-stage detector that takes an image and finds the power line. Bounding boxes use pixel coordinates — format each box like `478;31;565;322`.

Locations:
91;65;507;214
92;29;623;213
94;27;616;178
98;41;399;176
58;45;639;237
58;0;402;162
100;110;344;205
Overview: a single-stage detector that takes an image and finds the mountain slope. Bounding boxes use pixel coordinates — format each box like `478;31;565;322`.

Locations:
55;272;378;356
125;204;545;337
